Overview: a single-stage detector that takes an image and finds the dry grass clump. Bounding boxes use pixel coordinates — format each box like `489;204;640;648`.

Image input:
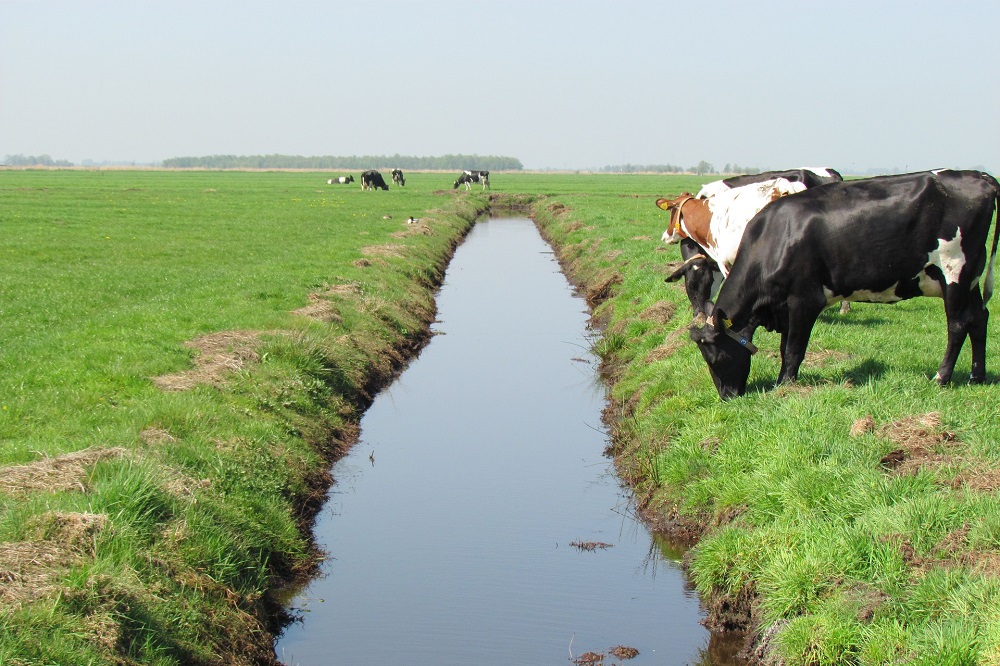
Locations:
0;447;127;496
152;330;268;391
361;243;406;258
0;512;108;612
291;293;343;323
638;301;677;324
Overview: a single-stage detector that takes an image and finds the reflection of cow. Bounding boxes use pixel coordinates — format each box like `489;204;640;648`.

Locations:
453;170;490;190
327;175;354;185
391;169;405;187
361;170;388;191
690;169;1000;399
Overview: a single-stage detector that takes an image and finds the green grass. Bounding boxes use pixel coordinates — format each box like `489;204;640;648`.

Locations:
0;169;492;664
3;169;1000;664
528;175;1000;665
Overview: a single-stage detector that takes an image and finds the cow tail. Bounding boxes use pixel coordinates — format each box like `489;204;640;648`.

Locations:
983;173;1000;305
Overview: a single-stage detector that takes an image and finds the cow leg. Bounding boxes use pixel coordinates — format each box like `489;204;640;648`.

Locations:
969;295;989;383
935;285;977;385
777;299;825;385
941;286;989;384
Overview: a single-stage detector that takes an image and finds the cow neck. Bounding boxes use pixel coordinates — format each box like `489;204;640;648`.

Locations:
671;195;699;239
710;296;760;354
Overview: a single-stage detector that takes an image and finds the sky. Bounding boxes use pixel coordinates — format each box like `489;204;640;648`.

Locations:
1;0;998;173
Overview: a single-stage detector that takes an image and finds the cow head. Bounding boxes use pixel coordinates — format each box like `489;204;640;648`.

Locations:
666;241;718;317
655;194;697;244
689;305;754;399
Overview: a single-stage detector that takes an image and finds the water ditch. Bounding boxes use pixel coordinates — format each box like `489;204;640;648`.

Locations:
275;217;739;665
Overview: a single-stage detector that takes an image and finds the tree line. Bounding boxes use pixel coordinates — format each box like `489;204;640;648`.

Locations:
599;161;764;176
161;154;524;171
3;154;74;167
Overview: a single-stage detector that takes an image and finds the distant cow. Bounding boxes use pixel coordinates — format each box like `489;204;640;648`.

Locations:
361;170;389;191
453;170;490;190
327;175;354;185
391;169;405;187
690;169;1000;399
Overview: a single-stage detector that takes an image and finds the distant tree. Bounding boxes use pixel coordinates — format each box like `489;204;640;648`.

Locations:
4;154;73;167
160;154;523;171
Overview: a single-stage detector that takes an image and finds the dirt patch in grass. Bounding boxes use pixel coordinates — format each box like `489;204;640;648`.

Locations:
586;272;622;308
152;330;270;391
802;347;851;368
361;243;406;258
644;326;688;363
865;412;958;472
291;293;343;323
638;300;677;324
0;512;107;612
0;447;127;496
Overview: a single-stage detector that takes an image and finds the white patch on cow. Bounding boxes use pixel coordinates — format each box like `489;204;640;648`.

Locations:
926;228;966;285
825;285;905;305
804;167;832;178
695;180;732;199
705;177;807;276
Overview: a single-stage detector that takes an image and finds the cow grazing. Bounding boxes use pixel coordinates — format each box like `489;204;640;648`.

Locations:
453;170;490;190
327;175;354;185
665;238;722;318
391;169;405;187
657;177;807;276
659;172;843;316
689;169;1000;399
361;170;389;191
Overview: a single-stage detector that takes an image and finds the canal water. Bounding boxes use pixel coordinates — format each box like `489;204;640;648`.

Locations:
276;217;733;665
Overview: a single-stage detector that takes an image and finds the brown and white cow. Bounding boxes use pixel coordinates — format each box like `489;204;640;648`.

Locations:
657;177;807;277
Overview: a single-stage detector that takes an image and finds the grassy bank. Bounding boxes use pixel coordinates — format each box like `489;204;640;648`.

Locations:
529;176;1000;665
4;170;1000;665
0;170;499;664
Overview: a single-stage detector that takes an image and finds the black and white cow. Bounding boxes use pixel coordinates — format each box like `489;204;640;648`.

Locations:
663;168;843;316
453;170;490;190
327;175;354;185
361;169;389;191
391;169;405;187
689;169;1000;399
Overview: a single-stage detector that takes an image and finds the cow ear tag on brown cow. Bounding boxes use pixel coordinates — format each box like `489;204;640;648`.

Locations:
655;198;672;211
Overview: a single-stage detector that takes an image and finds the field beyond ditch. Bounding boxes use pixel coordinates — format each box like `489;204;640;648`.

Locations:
2;170;1000;665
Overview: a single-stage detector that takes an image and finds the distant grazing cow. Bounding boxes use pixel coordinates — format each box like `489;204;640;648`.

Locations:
327;175;354;185
391;169;405;187
453;170;490;190
660;169;842;316
689;169;1000;399
361;170;389;191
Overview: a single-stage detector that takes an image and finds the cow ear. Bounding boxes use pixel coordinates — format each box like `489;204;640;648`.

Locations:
655;198;673;211
711;306;728;333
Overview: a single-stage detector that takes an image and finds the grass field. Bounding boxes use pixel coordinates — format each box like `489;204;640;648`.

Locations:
2;169;1000;665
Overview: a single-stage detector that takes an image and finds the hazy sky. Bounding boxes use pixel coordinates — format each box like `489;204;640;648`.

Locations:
2;1;997;172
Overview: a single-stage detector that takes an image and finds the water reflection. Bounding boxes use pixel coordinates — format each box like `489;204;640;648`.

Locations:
276;218;731;665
